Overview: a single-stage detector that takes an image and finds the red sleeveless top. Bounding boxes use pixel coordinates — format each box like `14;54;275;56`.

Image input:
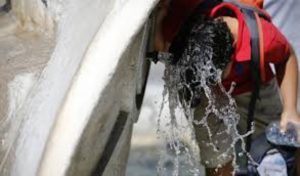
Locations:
211;3;290;95
162;1;290;95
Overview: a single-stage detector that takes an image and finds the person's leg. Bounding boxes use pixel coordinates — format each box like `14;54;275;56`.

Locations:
193;79;282;176
193;99;234;176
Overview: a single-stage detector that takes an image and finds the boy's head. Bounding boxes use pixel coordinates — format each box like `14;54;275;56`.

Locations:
170;15;234;70
169;14;234;106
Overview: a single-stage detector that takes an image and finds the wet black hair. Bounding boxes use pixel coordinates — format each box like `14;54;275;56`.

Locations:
169;11;234;107
170;16;234;69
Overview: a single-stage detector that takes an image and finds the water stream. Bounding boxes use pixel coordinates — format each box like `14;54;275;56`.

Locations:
156;42;255;175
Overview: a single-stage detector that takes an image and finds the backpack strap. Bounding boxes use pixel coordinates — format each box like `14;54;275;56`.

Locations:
240;7;262;154
231;2;265;175
228;0;271;21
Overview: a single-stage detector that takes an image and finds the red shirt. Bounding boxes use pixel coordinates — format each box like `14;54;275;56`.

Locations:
162;1;290;95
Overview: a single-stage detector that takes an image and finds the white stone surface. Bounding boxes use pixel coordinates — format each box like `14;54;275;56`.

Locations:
0;0;159;175
0;10;55;175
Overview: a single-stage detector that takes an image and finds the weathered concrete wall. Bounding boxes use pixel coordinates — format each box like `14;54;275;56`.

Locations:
38;0;158;174
65;26;152;176
0;0;56;175
0;0;158;175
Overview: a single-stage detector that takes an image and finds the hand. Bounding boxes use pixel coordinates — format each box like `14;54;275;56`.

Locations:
280;110;300;132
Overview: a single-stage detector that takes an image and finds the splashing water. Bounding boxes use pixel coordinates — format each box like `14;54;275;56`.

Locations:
156;37;256;175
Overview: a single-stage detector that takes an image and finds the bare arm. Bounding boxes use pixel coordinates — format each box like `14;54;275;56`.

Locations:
278;48;300;130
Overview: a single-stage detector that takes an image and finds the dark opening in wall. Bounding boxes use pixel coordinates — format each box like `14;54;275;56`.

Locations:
0;0;11;12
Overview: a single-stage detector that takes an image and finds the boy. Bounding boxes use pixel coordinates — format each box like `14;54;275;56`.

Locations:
154;0;300;175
